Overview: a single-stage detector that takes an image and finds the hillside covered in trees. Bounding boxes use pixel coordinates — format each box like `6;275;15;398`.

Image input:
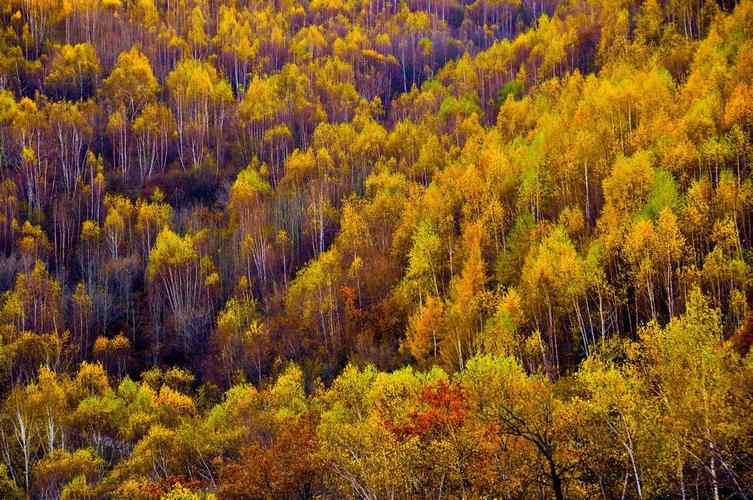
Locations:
0;0;752;496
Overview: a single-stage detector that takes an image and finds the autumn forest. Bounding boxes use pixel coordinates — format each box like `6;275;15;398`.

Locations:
0;0;751;496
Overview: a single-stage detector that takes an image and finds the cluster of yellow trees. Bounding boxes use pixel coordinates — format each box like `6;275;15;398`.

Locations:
0;292;750;498
0;0;751;495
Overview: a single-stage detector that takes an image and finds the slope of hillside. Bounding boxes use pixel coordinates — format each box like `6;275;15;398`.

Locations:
0;0;752;496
